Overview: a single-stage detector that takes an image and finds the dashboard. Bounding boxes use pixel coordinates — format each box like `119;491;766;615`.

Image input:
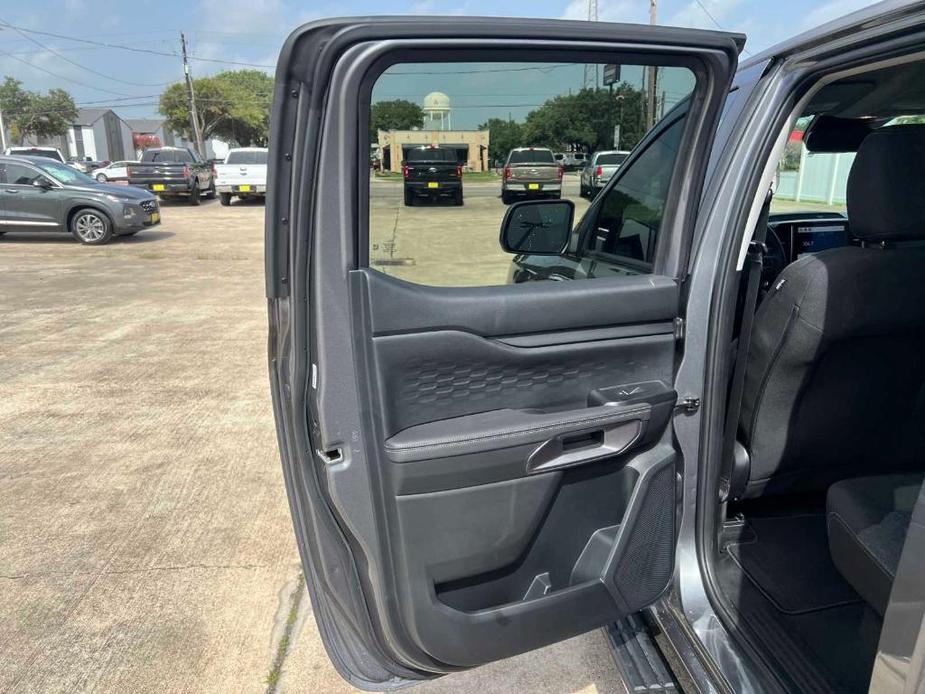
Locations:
763;212;851;287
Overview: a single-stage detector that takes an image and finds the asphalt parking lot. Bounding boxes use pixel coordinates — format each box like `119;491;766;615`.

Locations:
0;179;623;693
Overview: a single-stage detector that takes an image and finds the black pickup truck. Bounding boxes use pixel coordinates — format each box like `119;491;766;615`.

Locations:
127;147;215;206
401;146;463;206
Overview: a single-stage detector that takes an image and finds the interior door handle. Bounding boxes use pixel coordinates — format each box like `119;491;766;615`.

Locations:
525;420;642;474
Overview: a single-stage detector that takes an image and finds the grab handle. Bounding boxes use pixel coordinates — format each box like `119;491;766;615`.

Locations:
526;420;642;474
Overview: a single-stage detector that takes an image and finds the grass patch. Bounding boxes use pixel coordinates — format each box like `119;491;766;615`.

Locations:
195;253;248;261
770;198;847;215
265;573;305;694
138;252;164;260
463;171;501;181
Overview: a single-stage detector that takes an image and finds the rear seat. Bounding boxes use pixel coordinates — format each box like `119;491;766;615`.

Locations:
827;474;924;615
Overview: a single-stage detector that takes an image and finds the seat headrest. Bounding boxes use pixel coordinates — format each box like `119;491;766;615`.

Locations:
847;125;925;241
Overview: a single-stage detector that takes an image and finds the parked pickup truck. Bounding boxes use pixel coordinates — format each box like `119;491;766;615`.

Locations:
4;146;66;163
214;147;268;205
402;145;463;206
501;147;563;204
126;147;215;206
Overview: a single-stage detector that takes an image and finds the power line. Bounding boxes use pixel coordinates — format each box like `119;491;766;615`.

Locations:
186;53;274;68
0;22;275;68
692;0;723;30
0;49;139;97
0;19;173;88
691;0;751;55
382;64;575;76
75;94;162;105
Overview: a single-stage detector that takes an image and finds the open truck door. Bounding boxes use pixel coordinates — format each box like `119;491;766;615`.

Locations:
266;16;740;689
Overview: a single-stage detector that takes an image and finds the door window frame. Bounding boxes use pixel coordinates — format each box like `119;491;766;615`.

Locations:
0;161;59;188
354;43;730;280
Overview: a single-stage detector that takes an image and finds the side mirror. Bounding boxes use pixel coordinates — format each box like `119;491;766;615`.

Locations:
499;199;574;255
32;177;52;190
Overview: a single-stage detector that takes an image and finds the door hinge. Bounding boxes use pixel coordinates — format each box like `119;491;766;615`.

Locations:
676;396;701;415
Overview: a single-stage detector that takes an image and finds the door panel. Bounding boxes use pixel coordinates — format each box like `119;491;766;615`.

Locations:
360;268;680;335
0;162;63;230
3;186;62;229
392;447;676;667
267;16;740;688
351;269;680;667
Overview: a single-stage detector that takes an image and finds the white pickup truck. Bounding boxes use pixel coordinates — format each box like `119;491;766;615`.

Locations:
214;147;268;205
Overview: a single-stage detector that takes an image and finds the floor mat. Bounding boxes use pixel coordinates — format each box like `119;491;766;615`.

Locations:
727;514;861;614
716;551;881;694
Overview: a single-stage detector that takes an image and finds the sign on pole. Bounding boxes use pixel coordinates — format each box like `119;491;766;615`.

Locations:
602;64;621;86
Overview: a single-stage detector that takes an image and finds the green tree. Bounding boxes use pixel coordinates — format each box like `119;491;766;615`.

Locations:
0;77;77;145
523;85;646;154
159;69;272;147
212;70;272;145
477;118;524;166
370;99;424;141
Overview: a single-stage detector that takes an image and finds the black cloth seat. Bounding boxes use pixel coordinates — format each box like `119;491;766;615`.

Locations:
827;473;923;615
737;125;925;498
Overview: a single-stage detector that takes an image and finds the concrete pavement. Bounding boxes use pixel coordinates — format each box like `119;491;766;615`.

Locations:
0;195;623;693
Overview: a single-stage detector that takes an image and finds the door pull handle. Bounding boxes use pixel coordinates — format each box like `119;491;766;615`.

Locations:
526;420;642;474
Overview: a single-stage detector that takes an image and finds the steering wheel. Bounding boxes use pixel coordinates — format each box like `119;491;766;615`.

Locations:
761;227;788;289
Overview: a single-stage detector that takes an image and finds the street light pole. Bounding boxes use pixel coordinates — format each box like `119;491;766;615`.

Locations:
0;26;6;150
614;95;624;150
0;105;7;151
647;0;659;128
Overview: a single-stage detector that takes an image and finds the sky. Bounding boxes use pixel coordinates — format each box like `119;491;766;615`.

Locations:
373;63;696;129
0;0;881;123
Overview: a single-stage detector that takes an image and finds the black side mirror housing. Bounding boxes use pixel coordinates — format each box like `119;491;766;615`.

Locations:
32;177;52;190
499;199;574;255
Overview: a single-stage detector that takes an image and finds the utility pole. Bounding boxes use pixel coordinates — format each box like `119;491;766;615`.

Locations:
647;0;659;128
583;0;599;89
0;26;6;150
180;32;206;158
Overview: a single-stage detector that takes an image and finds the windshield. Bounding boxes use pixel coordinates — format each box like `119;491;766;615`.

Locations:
141;149;194;163
596;153;629;165
225;150;268;165
405;148;456;163
35;160;95;185
11;148;64;162
508;149;556;164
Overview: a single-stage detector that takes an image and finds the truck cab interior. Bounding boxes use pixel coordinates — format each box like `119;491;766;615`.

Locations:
714;58;925;693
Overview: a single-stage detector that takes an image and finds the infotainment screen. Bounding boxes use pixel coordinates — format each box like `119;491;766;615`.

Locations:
796;223;849;257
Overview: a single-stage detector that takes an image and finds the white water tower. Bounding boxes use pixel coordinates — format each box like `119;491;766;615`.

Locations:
423;91;451;131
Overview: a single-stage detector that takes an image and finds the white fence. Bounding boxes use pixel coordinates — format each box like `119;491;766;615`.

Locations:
777;148;854;205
